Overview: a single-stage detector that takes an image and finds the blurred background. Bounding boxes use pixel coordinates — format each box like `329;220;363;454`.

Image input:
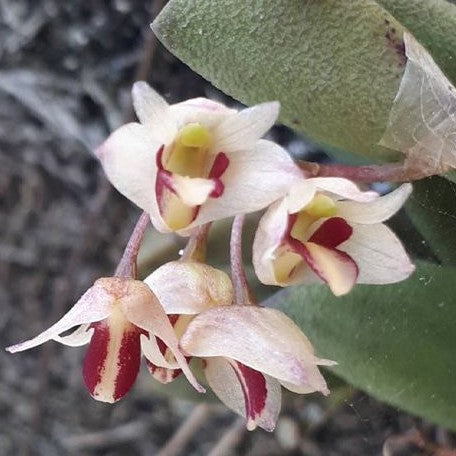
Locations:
1;1;455;455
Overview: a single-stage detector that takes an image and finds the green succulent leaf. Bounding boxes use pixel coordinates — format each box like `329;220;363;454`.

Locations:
268;262;456;430
406;177;456;265
153;0;456;169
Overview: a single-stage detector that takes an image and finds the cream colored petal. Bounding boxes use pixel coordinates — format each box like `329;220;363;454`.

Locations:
120;281;204;393
132;81;177;143
205;357;282;432
140;334;179;369
53;324;94;347
212;102;280;153
252;198;290;286
171;175;215;206
95;122;168;233
337;184;412;224
6;284;113;353
301;242;358;297
310;177;378;202
181;306;331;394
170;97;235;129
340;223;415;284
144;261;233;314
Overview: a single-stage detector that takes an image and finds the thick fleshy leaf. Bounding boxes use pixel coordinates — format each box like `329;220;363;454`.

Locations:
379;32;456;172
269;262;456;431
184;140;301;230
154;0;441;162
6;283;113;353
212;101;280;153
120;282;204;393
337;183;412;225
205;357;281;432
132;81;177;143
181;306;332;394
406;176;456;266
340;223;415;285
83;312;142;403
377;0;456;83
144;261;233;314
96;123;168;232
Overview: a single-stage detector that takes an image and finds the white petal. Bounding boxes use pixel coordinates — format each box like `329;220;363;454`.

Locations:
144;261;233;314
212;102;280;153
285;180;317;214
53;324;94;347
170;97;235;129
140;334;179;369
181;306;331;394
6;284;113;353
172;175;215;206
252;198;290;286
120;282;204;393
340;223;415;284
184;140;301;229
132;81;177;143
310;177;378;202
96;122;168;232
337;184;412;224
205;357;282;432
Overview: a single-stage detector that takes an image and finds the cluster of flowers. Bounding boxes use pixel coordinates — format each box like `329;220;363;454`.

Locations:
7;82;415;431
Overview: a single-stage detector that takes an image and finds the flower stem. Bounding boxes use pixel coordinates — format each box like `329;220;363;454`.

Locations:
297;160;438;183
230;215;256;306
180;223;212;263
115;211;150;279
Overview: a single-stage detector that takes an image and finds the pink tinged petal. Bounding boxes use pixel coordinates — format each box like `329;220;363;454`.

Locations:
53;324;94;347
6;284;113;353
205;357;281;432
189;140;301;228
170;97;235;129
144;261;233;315
307;217;353;248
252;198;290;286
120;283;205;393
181;306;331;394
336;183;413;225
289;240;358;296
83;316;142;403
212;102;280;153
96;123;168;232
131;81;177;143
340;223;415;284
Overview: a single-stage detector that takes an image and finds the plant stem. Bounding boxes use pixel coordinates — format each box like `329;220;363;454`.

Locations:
115;211;150;278
230;215;256;306
180;223;211;263
297;160;437;183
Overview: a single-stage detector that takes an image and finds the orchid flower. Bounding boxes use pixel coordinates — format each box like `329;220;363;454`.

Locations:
6;213;203;403
144;220;334;432
6;277;203;402
253;178;415;296
96;82;301;234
